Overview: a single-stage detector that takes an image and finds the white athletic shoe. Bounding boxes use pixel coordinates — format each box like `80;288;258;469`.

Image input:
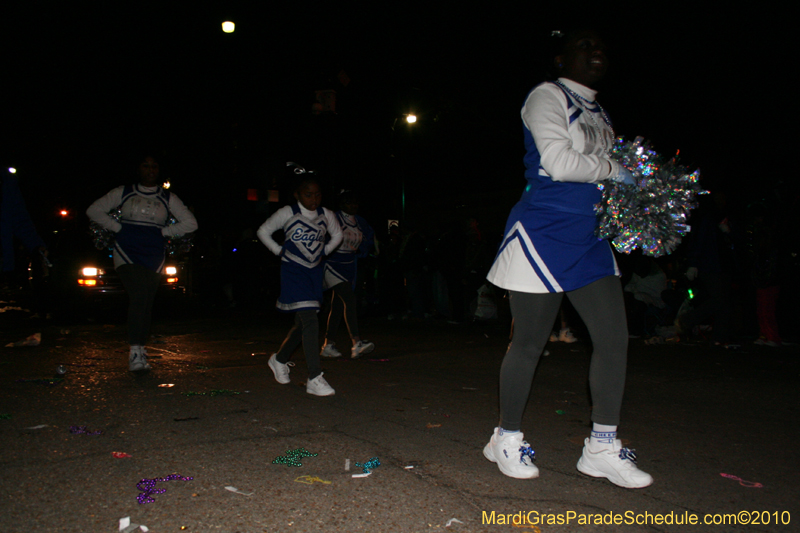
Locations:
351;340;375;359
558;328;578;343
268;354;293;384
576;438;653;488
483;428;539;479
320;342;342;358
306;373;335;396
128;347;151;372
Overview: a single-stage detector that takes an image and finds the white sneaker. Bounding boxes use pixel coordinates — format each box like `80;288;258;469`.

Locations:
351;340;375;359
268;354;294;384
129;347;151;372
306;373;335;396
320;342;342;358
558;328;578;343
482;428;539;479
577;438;653;488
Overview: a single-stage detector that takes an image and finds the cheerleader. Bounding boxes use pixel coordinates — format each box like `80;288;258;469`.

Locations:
86;155;197;372
482;30;652;488
319;191;376;359
257;174;342;396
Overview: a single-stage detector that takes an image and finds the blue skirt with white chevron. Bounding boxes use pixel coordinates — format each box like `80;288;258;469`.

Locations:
487;202;618;294
277;260;324;312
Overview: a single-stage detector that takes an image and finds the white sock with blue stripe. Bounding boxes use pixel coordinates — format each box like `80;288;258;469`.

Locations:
589;423;617;448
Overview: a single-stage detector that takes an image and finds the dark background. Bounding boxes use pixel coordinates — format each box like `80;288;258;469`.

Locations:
2;2;790;239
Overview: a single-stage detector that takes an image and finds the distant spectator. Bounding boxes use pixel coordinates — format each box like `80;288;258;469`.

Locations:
675;193;737;347
1;170;48;286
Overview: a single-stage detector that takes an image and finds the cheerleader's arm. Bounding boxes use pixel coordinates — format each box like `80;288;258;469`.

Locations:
524;87;620;183
257;206;291;256
323;208;343;256
162;194;198;236
86;186;125;232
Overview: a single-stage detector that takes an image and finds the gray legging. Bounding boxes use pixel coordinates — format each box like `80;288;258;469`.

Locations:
325;281;360;342
499;275;628;431
116;263;162;346
276;309;322;380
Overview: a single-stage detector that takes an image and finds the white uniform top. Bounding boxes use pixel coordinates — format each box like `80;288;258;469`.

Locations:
257;204;343;264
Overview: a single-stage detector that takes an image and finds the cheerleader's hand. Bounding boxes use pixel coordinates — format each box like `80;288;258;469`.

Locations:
611;167;636;186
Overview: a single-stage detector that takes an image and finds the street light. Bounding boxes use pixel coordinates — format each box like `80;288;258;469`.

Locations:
399;114;417;222
222;21;235;33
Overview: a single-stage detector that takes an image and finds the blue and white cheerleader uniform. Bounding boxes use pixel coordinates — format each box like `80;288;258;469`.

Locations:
87;184;198;273
487;78;623;293
257;203;343;312
323;212;374;290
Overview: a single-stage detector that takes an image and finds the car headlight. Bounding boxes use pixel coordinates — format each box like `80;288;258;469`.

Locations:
164;266;178;275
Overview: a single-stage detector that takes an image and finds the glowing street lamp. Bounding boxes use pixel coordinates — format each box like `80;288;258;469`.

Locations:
8;167;17;174
222;21;235;33
406;114;417;124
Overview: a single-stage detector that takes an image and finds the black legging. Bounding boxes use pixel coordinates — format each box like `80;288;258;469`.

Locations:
325;281;360;342
276;309;321;379
499;275;628;430
117;264;162;346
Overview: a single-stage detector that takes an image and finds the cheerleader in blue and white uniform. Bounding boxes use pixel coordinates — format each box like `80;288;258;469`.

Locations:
87;155;198;372
319;190;376;359
482;30;653;488
258;175;342;396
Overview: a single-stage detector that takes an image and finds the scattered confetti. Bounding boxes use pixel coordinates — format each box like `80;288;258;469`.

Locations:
5;332;41;347
183;389;240;397
113;452;133;458
426;423;442;428
445;518;464;527
70;425;102;436
119;516;149;532
294;475;331;485
720;473;763;488
224;486;254;496
15;377;63;386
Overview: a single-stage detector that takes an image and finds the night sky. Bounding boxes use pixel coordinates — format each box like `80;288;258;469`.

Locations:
3;2;789;238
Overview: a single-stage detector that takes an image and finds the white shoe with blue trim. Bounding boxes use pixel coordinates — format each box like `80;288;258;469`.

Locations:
483;427;539;479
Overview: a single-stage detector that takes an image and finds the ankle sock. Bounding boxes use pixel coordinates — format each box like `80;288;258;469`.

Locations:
590;423;617;447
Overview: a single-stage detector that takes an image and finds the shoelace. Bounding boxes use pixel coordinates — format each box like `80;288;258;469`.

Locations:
619;448;638;463
519;445;535;464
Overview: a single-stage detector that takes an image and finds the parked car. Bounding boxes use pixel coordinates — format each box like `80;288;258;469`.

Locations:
45;222;191;318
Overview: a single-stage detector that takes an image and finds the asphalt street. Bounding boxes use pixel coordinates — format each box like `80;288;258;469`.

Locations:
1;300;798;532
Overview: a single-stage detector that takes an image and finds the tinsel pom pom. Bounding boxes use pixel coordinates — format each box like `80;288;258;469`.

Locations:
164;216;195;256
90;208;121;250
89;210;194;256
595;136;707;257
